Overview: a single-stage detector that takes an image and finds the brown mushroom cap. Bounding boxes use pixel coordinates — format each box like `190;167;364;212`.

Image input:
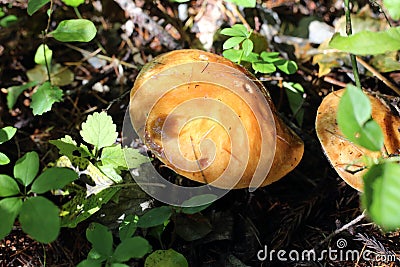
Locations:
130;49;304;189
316;89;400;191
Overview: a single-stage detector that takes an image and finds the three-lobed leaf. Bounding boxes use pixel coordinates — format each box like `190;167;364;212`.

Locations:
337;84;384;151
19;196;60;243
220;24;248;37
49;19;97;42
14;151;39;186
0;197;22;240
80;112;118;150
31;81;63;115
30;167;78;194
362;162;400;230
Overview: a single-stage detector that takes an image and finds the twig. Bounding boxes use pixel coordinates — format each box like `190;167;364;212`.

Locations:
356;56;400;96
317;211;366;247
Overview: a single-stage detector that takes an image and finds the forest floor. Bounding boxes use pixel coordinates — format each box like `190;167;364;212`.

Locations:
0;0;399;266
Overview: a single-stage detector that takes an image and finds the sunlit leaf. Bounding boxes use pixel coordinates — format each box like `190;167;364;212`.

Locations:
0;152;10;165
49;19;96;42
337;84;384;151
241;39;253;57
329;27;400;55
80;112;118;150
0;126;17;144
145;249;188;267
362;162;400;230
30;167;78;194
252;61;276;73
34;44;52;66
223;36;246;50
220;24;248;37
384;0;400;20
19;196;60;243
224;0;256;8
31;82;63;115
0;175;20;197
123;147;150;169
61;0;85;7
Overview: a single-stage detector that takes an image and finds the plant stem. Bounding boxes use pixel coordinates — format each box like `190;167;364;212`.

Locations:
43;0;54;84
74;7;83;19
344;0;361;89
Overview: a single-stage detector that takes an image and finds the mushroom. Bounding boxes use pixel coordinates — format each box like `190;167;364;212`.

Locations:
316;89;400;191
130;49;304;189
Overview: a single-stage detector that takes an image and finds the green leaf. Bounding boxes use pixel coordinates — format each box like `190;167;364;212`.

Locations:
225;0;256;8
27;64;74;87
0;197;22;240
241;39;253;57
337;84;384;151
175;213;212;241
362;162;400;230
0;174;20;197
220;24;248;37
223;36;246;50
30;167;78;194
100;145;126;169
137;206;172;228
31;82;63;115
0;126;17;144
76;259;103;267
0;152;10;165
252;61;276;73
6;82;38;110
145;249;188;267
86;223;113;257
49;19;97;42
34;44;52;66
113;237;151;261
27;0;50;15
61;0;85;7
97;164;123;183
180;194;217;214
60;187;120;228
80;112;118;150
19;196;60;243
384;0;400;20
0;15;18;28
276;60;298;74
124;148;150;169
50;136;79;158
14;151;39;186
329;27;400;55
119;214;138;241
283;82;304;126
